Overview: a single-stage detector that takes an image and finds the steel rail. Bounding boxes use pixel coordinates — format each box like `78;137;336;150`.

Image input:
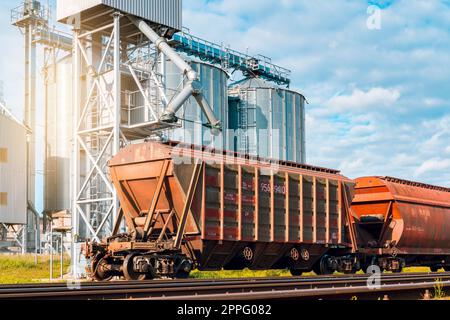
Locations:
0;272;443;290
0;272;448;300
160;280;450;301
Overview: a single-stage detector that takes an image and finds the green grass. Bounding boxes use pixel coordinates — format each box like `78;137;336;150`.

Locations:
190;268;293;279
404;267;433;273
190;266;437;279
0;254;444;284
0;254;71;284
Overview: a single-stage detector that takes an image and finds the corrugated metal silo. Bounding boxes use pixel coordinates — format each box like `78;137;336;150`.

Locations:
163;58;229;150
228;78;306;163
44;55;73;213
0;113;27;225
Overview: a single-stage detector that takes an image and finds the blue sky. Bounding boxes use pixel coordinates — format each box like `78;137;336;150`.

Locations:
0;0;449;211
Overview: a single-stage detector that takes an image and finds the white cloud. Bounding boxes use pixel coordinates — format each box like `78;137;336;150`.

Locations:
326;87;401;112
424;98;445;107
414;158;450;177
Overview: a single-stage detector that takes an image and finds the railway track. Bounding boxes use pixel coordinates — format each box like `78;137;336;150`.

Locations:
0;272;449;300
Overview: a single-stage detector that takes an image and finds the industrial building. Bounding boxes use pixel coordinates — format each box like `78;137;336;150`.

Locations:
3;0;306;278
0;110;27;252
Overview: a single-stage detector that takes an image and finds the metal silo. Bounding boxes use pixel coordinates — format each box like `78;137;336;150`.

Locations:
163;58;229;150
228;78;306;163
44;55;73;213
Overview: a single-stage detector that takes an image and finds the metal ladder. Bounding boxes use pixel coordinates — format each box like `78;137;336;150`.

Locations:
238;92;249;154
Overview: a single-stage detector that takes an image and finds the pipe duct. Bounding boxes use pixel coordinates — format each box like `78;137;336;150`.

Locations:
129;16;222;131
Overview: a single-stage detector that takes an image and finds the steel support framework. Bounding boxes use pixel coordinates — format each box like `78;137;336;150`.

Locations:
0;224;26;252
10;0;52;254
10;1;74;256
70;14;178;277
71;16;122;273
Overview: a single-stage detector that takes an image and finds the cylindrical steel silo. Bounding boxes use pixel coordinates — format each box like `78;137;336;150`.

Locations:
228;78;306;163
44;55;73;214
162;58;229;150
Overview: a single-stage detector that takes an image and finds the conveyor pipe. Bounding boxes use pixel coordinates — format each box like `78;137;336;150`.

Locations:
129;16;221;130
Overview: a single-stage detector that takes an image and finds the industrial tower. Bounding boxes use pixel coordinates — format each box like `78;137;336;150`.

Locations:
11;0;72;253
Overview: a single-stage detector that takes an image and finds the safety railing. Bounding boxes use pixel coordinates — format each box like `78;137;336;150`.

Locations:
171;32;291;86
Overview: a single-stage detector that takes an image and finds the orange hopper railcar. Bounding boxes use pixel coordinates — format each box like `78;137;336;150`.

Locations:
351;176;450;272
85;141;358;280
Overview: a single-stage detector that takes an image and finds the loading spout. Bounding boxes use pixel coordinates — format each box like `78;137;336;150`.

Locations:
129;16;222;130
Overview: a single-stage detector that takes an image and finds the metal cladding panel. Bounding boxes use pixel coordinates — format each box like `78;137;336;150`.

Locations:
57;0;107;21
45;56;73;212
0;114;27;224
57;0;182;30
228;78;306;163
383;178;450;251
395;202;450;250
164;60;229;150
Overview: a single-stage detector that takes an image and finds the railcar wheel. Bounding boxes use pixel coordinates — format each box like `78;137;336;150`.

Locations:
290;269;303;276
313;256;334;275
123;253;148;281
430;266;440;272
243;247;254;262
175;259;193;279
175;270;191;279
392;266;403;273
92;256;113;282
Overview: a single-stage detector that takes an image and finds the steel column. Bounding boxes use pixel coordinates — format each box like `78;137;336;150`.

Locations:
326;179;330;244
299;174;304;243
22;20;37;254
313;177;317;243
112;13;121;227
71;28;81;278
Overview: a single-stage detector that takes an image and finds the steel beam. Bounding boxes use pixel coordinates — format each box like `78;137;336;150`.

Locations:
174;161;203;250
143;160;170;238
112;13;121;228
